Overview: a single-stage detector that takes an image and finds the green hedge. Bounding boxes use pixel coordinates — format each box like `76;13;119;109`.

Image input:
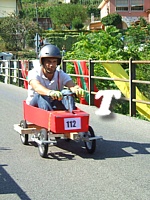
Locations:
42;30;90;51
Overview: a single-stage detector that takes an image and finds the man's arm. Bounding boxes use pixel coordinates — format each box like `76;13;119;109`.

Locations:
66;80;85;97
30;79;63;100
65;80;75;89
65;80;81;92
30;79;50;96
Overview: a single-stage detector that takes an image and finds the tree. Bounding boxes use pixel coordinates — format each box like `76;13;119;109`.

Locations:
72;17;84;31
139;17;147;27
21;0;48;3
101;13;122;28
50;4;87;30
124;22;150;58
0;13;40;50
86;4;100;19
70;0;80;3
65;26;128;60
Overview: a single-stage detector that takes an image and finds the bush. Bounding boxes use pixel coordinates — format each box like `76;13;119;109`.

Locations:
101;13;122;28
72;18;84;31
15;50;37;60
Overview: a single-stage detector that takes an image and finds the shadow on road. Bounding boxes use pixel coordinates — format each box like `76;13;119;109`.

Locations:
94;140;150;159
0;164;31;200
45;139;150;161
12;137;150;161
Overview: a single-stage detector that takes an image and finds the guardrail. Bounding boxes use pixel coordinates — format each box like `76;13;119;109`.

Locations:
0;58;150;118
62;58;150;118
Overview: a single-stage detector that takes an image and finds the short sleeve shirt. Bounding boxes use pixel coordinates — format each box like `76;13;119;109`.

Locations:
26;67;72;104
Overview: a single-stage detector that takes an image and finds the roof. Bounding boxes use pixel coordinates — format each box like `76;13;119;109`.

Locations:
145;9;150;13
98;0;109;9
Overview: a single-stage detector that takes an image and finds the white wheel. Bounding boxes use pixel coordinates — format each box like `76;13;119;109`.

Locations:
84;126;96;154
20;120;28;145
38;129;48;158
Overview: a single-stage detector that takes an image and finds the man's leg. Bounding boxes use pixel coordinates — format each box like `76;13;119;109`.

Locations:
30;94;53;111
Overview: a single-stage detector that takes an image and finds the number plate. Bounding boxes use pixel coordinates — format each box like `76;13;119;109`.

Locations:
64;118;81;130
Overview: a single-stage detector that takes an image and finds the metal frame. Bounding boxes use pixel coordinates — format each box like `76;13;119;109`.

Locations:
1;58;150;117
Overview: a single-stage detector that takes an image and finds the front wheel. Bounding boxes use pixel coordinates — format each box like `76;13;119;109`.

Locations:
20;120;28;145
84;126;96;154
38;129;48;158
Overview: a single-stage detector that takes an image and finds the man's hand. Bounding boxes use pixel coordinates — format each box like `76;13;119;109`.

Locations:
48;90;63;101
71;86;85;98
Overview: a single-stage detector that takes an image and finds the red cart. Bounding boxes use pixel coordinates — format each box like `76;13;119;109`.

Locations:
14;97;102;158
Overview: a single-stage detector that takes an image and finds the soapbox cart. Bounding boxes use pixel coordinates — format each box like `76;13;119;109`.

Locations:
14;98;102;158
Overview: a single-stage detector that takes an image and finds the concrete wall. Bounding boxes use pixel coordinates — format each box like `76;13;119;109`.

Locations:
0;0;16;17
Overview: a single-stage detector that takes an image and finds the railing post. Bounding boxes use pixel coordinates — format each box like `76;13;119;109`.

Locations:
4;61;9;84
62;59;66;72
9;61;13;84
13;61;17;83
17;60;20;87
129;57;136;117
89;59;94;106
18;60;22;87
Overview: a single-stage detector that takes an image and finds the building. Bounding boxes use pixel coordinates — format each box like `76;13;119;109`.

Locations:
98;0;150;29
33;17;52;30
0;0;22;17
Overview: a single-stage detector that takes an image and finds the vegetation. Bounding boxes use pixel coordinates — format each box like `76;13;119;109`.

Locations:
64;23;150;118
101;13;122;28
21;0;101;19
50;4;87;30
0;13;40;51
72;17;84;31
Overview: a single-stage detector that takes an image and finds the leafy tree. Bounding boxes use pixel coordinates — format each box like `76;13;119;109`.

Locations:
72;17;84;30
139;17;147;27
65;26;130;61
70;0;80;3
0;13;40;50
101;13;122;28
21;5;52;19
86;4;100;18
20;3;87;30
124;20;150;59
124;22;150;100
21;0;48;3
50;4;87;30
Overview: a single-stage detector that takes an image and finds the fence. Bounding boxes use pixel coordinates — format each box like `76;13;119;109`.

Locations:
0;58;150;119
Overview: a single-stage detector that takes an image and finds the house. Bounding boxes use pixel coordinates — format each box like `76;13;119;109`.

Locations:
33;17;52;30
0;0;22;17
98;0;150;29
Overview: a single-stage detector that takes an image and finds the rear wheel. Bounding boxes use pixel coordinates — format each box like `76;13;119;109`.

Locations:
38;129;48;158
20;120;28;145
84;126;96;154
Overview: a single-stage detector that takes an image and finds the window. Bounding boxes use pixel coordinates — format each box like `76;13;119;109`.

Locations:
131;0;143;11
116;0;129;11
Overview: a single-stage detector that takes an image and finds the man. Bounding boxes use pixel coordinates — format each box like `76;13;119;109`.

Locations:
26;44;85;111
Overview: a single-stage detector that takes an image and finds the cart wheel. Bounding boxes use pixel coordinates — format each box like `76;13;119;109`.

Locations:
20;120;28;145
84;126;96;154
38;129;48;158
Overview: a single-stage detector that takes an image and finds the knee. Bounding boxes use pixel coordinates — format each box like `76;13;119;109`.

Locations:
38;101;52;111
38;95;53;111
40;104;49;111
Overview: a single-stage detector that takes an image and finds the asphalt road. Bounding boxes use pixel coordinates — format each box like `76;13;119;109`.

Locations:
0;82;150;200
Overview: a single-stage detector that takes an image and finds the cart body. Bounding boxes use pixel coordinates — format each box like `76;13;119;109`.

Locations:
23;101;89;133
